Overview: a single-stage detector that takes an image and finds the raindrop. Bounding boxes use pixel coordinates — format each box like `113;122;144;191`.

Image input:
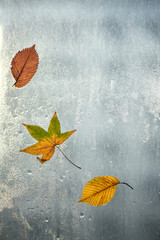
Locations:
56;238;60;240
60;177;63;182
89;217;92;221
44;217;49;223
80;213;84;219
27;170;32;175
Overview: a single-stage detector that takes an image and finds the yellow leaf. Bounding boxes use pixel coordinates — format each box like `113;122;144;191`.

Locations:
78;176;120;206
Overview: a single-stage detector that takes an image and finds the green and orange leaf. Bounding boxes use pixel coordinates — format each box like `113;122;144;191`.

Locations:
20;112;76;165
78;176;133;206
11;45;39;88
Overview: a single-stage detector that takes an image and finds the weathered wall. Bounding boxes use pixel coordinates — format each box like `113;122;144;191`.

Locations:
0;0;160;239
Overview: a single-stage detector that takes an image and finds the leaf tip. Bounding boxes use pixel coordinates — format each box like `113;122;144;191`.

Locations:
22;123;27;127
71;129;76;135
37;157;46;164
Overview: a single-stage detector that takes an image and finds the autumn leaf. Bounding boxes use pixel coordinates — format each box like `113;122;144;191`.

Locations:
78;176;133;206
20;112;81;169
11;45;39;88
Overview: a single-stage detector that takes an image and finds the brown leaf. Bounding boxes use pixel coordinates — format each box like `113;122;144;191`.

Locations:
11;45;39;88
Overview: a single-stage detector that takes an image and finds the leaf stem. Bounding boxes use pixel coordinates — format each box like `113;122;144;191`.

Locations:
12;82;16;87
120;182;133;190
55;146;81;169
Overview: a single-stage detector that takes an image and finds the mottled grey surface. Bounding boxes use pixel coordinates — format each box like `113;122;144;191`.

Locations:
0;0;160;239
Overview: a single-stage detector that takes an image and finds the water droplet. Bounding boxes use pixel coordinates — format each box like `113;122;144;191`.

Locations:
89;217;92;221
80;213;84;219
27;170;32;175
60;177;63;182
44;217;49;223
56;238;60;240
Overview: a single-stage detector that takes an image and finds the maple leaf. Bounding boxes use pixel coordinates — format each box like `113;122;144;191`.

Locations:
20;112;81;169
11;45;39;88
78;176;133;206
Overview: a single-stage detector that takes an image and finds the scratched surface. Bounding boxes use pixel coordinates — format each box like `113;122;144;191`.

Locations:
0;0;160;239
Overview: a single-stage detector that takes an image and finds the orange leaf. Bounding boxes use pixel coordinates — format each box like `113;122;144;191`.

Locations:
11;45;39;88
78;176;120;206
78;176;133;206
20;139;53;155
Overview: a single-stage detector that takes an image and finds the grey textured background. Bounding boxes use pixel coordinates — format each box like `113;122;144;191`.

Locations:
0;0;160;239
